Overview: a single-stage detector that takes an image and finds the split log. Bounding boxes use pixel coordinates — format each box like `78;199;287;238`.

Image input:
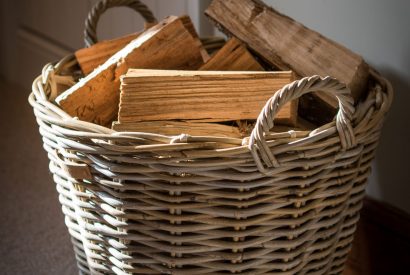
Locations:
56;16;207;126
119;69;297;125
205;0;369;122
200;37;264;71
74;22;158;75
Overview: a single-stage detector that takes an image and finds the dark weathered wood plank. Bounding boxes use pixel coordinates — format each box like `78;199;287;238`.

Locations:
205;0;369;119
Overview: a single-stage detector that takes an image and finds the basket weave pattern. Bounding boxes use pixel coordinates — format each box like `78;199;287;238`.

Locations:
29;53;392;274
28;0;393;273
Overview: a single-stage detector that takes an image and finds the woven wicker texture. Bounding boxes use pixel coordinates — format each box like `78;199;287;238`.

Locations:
29;56;392;274
28;1;393;274
84;0;157;47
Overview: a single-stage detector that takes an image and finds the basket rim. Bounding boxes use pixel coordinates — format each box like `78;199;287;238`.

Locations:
28;54;394;172
29;54;393;137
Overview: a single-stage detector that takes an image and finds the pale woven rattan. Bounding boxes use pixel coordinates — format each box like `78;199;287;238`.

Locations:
84;0;157;47
28;1;393;274
29;57;392;275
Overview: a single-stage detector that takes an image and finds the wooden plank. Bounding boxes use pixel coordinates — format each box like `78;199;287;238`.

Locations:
179;15;210;63
200;37;264;71
118;69;297;125
75;32;139;76
55;16;206;126
75;22;158;75
205;0;369;113
74;22;157;75
112;121;242;138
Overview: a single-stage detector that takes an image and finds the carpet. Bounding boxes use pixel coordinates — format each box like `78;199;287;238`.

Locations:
0;80;78;274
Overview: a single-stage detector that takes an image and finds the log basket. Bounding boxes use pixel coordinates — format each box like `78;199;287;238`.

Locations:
28;0;393;274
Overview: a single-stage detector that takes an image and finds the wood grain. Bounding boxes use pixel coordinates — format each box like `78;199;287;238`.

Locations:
179;15;210;63
118;69;297;125
75;22;159;76
200;37;264;71
56;16;206;126
75;32;139;76
112;120;242;138
205;0;369;112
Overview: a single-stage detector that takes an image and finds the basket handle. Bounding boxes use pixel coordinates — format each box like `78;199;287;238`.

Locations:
84;0;157;47
248;75;356;173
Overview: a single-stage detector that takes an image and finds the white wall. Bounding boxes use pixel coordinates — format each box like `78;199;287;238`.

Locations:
263;0;410;212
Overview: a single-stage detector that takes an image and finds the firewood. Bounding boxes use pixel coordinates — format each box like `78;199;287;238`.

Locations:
205;0;369;122
56;16;207;126
75;22;159;76
112;121;242;138
118;69;297;125
76;33;138;76
200;37;264;71
179;15;210;63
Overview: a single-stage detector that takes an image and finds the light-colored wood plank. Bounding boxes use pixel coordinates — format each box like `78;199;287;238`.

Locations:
75;32;139;75
205;0;369;111
112;120;242;138
119;69;297;125
55;16;206;126
74;20;193;76
200;37;264;71
179;15;210;62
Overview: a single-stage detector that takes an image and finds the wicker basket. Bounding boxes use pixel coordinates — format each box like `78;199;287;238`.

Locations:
28;0;393;274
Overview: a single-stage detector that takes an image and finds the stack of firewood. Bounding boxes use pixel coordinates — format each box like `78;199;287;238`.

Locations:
54;0;369;138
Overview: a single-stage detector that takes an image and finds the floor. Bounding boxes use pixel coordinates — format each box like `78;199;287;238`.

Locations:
0;80;77;274
0;79;363;274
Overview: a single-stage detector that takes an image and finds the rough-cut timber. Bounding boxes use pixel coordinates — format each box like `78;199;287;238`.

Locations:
56;16;206;126
205;0;369;111
75;33;139;76
179;15;210;63
200;37;264;71
75;22;158;75
112;121;242;138
119;69;297;125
